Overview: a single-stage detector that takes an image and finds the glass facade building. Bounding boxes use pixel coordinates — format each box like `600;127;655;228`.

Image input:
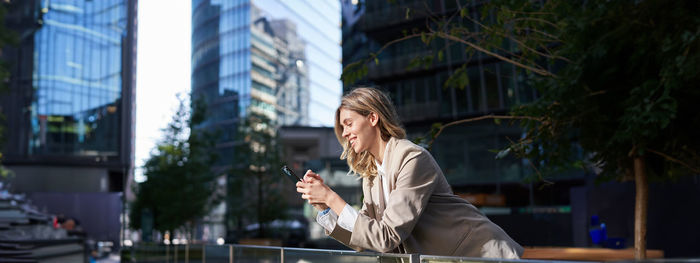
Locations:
341;0;582;206
191;0;340;242
0;0;137;248
32;1;128;157
191;0;340;167
1;0;137;192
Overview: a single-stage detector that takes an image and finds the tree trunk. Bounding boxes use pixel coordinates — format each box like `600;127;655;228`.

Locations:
633;156;648;259
257;171;264;238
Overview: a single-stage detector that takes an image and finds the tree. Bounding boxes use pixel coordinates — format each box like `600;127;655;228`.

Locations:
343;0;700;259
129;95;222;241
227;112;287;239
0;3;18;187
509;2;700;258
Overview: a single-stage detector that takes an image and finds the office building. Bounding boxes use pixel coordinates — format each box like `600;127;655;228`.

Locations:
342;0;588;247
0;0;138;246
342;0;556;188
192;0;341;166
191;0;341;241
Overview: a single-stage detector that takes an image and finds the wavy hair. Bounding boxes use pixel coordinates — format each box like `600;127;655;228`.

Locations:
334;87;406;179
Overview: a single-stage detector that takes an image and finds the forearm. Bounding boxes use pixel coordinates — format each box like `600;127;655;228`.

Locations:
326;190;347;215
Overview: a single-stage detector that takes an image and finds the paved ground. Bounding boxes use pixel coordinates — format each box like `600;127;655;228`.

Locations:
95;253;120;263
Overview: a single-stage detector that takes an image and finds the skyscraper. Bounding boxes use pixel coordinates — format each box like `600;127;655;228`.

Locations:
191;0;340;168
1;0;137;192
0;0;138;245
191;0;340;242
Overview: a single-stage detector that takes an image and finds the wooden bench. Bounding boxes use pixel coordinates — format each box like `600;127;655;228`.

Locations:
522;247;663;261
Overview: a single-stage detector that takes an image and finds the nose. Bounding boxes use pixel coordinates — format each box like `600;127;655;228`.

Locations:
341;126;349;138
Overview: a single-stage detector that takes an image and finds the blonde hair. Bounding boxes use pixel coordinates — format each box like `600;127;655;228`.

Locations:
334;87;406;179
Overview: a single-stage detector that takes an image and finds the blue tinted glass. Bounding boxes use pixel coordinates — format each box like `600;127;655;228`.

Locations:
30;0;128;156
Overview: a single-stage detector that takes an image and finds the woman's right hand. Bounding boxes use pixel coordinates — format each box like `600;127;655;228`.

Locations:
303;170;324;184
297;169;346;215
300;170;329;211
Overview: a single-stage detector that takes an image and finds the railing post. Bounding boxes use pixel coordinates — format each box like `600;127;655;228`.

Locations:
175;245;178;263
185;243;189;263
202;244;206;263
166;244;169;263
409;253;420;263
281;247;284;263
229;245;233;263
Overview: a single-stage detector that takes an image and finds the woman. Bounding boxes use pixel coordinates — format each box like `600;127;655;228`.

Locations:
296;87;523;258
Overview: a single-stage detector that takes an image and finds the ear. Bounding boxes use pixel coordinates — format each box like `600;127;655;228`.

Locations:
368;112;379;127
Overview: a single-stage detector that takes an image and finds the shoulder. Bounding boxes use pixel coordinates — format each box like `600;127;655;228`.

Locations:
389;138;430;164
388;138;444;181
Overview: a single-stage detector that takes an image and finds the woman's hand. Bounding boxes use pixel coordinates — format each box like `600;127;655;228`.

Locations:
296;170;346;214
301;171;329;211
296;170;330;205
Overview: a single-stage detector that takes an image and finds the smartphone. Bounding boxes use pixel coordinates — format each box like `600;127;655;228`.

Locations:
281;165;303;183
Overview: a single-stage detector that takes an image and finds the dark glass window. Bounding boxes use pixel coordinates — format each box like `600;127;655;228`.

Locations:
483;63;502;110
30;0;127;157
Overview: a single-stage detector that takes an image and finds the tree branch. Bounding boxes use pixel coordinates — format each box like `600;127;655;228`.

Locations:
457;15;567;62
508;17;560;29
503;136;554;186
436;31;556;76
428;114;542;146
341;33;423;74
647;149;700;174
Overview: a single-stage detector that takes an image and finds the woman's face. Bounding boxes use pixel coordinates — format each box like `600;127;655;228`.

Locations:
339;108;379;153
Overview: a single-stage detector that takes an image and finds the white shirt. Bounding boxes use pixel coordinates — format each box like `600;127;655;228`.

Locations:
317;146;390;233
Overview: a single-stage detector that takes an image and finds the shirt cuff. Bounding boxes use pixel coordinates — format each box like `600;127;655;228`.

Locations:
316;208;338;232
337;203;359;232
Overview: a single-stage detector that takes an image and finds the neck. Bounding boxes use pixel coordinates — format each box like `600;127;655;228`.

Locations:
371;136;389;165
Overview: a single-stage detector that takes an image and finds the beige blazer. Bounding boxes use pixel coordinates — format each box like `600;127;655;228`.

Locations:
328;137;523;258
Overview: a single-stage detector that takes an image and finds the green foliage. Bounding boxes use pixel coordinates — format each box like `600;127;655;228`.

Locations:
227;113;287;238
443;64;469;90
507;0;700;180
0;4;18;183
129;96;221;235
341;61;368;86
345;0;700;182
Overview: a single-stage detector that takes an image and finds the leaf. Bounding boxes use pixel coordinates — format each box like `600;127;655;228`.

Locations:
437;50;444;62
430;123;443;138
406;56;423;70
444;65;470;90
460;7;468;18
405;7;411;20
494;118;502;125
495;148;511;159
422;55;434;69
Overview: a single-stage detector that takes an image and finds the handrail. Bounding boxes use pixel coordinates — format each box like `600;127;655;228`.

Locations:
123;243;689;263
126;243;413;262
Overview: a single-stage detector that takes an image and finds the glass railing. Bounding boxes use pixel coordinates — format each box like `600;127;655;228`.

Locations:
124;244;699;263
419;255;573;263
125;243;411;263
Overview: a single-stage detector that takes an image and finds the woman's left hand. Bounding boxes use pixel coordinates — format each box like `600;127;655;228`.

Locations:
296;170;347;215
296;175;332;205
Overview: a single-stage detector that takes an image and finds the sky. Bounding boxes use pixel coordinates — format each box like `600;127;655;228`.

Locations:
134;1;191;182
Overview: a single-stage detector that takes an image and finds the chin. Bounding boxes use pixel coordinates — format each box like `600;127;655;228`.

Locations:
351;144;361;153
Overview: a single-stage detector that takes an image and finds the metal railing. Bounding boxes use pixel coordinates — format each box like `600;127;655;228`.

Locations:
123;243;700;263
123;243;565;263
